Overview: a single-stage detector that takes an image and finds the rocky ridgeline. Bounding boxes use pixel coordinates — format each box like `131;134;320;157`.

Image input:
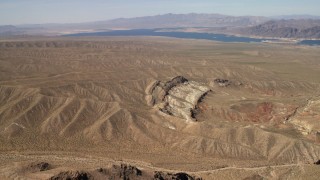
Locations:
22;161;320;179
146;76;210;122
48;163;202;180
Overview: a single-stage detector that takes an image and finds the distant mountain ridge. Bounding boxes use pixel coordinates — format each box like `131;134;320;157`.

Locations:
239;19;320;39
0;25;19;35
16;13;270;30
272;15;320;20
0;13;320;39
1;13;270;33
91;13;269;28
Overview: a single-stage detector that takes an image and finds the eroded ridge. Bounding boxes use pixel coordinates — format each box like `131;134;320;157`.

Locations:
146;76;211;122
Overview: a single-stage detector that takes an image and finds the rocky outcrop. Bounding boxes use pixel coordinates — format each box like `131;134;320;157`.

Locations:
96;164;142;179
154;171;202;180
314;160;320;165
242;174;264;180
49;163;203;180
209;78;242;88
50;171;92;180
289;98;320;136
25;162;50;173
214;78;231;87
146;76;210;122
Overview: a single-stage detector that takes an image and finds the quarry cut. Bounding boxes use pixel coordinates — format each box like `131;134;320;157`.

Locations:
146;76;211;122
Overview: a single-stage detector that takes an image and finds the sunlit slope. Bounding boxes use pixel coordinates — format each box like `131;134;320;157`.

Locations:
0;37;320;166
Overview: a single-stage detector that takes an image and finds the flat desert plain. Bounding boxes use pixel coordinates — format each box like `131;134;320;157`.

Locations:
0;37;320;179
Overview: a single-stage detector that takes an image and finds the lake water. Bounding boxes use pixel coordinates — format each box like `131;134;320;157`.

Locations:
299;40;320;46
66;29;320;46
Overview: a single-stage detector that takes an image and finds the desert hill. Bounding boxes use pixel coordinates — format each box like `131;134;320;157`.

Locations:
0;37;320;179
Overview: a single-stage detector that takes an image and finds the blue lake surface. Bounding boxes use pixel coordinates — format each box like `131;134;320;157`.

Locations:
66;29;320;45
299;40;320;46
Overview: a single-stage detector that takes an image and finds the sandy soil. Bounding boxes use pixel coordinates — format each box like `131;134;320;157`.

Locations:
0;36;320;179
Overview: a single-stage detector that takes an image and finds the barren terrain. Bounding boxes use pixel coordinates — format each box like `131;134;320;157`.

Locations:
0;36;320;179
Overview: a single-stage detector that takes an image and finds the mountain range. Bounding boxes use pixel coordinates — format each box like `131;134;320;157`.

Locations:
1;13;320;39
238;19;320;39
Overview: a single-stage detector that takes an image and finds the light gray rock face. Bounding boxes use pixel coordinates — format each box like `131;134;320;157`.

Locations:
146;76;210;122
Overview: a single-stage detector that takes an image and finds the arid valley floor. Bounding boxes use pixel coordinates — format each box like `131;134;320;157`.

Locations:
0;37;320;179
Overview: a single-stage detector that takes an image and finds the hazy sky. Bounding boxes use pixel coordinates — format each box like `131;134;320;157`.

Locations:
1;0;320;25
